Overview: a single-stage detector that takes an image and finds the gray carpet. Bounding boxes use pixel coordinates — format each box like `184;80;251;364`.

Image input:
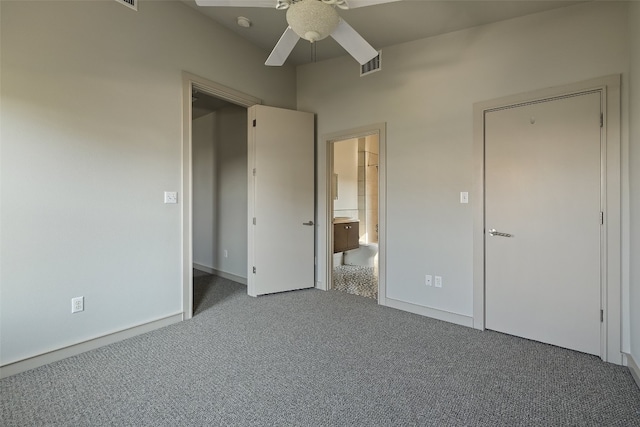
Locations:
2;273;640;426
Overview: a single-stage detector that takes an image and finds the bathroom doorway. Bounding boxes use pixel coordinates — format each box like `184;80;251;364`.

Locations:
327;125;385;302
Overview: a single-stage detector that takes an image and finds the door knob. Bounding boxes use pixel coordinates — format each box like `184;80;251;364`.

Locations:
488;229;513;238
303;221;314;226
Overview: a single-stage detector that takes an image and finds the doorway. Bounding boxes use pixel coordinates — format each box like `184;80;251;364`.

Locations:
325;124;386;304
485;91;602;355
472;75;623;364
191;91;248;312
331;135;379;299
181;72;261;319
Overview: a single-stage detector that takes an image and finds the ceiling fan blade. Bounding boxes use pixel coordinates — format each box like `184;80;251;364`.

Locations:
330;19;378;65
265;27;301;66
195;0;275;7
344;0;401;9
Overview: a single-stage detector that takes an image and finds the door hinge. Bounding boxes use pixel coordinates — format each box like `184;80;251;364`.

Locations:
600;211;604;225
253;119;256;127
600;309;604;322
600;113;603;128
253;217;256;225
253;266;256;274
252;168;256;176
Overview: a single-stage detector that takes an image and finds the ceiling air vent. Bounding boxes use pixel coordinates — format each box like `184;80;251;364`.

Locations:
360;51;381;76
115;0;137;11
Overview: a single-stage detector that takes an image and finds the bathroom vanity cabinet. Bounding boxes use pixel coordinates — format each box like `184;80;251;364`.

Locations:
334;221;359;253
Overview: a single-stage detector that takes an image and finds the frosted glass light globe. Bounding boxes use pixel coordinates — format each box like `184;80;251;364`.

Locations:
287;0;340;42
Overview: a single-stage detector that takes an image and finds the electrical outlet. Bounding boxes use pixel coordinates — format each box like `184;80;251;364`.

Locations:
71;296;84;313
164;191;178;204
435;276;443;288
425;275;433;287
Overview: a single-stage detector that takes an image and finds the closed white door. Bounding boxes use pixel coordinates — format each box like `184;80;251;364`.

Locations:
247;105;315;296
485;92;602;355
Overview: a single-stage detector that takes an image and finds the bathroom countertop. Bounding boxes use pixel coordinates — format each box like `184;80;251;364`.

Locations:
333;217;360;224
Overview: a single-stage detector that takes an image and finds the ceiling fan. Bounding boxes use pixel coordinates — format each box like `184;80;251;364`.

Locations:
194;0;401;66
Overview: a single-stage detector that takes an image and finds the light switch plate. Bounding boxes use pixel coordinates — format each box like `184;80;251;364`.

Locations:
164;191;178;204
460;192;469;204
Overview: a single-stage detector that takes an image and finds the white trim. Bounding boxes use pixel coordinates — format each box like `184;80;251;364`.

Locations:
472;75;622;364
193;263;248;285
322;123;387;306
182;72;261;318
627;353;640;390
0;313;182;379
385;298;474;328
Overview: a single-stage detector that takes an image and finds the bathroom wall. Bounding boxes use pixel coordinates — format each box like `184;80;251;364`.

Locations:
333;138;359;219
358;135;379;243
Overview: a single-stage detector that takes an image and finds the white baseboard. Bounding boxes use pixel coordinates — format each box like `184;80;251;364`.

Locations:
193;263;247;285
384;297;474;328
0;313;183;379
627;352;640;390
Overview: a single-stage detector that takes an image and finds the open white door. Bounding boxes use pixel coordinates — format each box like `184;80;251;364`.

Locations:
247;105;315;296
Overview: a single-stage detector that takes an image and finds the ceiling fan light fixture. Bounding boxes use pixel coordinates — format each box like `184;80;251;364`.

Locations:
236;16;252;28
276;0;291;10
322;0;349;10
286;0;340;42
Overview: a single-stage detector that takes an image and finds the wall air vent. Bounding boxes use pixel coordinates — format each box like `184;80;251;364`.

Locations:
115;0;137;11
360;51;381;76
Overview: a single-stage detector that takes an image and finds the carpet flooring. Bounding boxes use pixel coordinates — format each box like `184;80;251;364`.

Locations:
1;273;640;426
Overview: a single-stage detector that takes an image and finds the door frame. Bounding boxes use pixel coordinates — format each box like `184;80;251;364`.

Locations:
472;75;622;364
322;123;387;305
181;72;261;320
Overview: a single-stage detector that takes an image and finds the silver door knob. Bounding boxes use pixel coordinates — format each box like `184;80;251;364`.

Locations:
488;229;513;238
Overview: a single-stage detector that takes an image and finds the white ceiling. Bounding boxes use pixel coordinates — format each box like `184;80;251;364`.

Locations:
181;0;582;66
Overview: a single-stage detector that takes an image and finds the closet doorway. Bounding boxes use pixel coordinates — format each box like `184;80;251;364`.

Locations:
326;124;386;304
181;72;261;319
191;91;248;312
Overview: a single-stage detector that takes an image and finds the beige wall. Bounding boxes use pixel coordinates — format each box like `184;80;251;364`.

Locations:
333;138;359;215
298;2;630;320
359;136;379;244
0;0;295;365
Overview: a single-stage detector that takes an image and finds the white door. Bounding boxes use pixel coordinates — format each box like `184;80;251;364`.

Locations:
247;105;315;296
484;92;602;355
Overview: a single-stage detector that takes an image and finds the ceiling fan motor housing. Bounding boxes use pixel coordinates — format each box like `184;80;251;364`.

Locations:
287;0;340;42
